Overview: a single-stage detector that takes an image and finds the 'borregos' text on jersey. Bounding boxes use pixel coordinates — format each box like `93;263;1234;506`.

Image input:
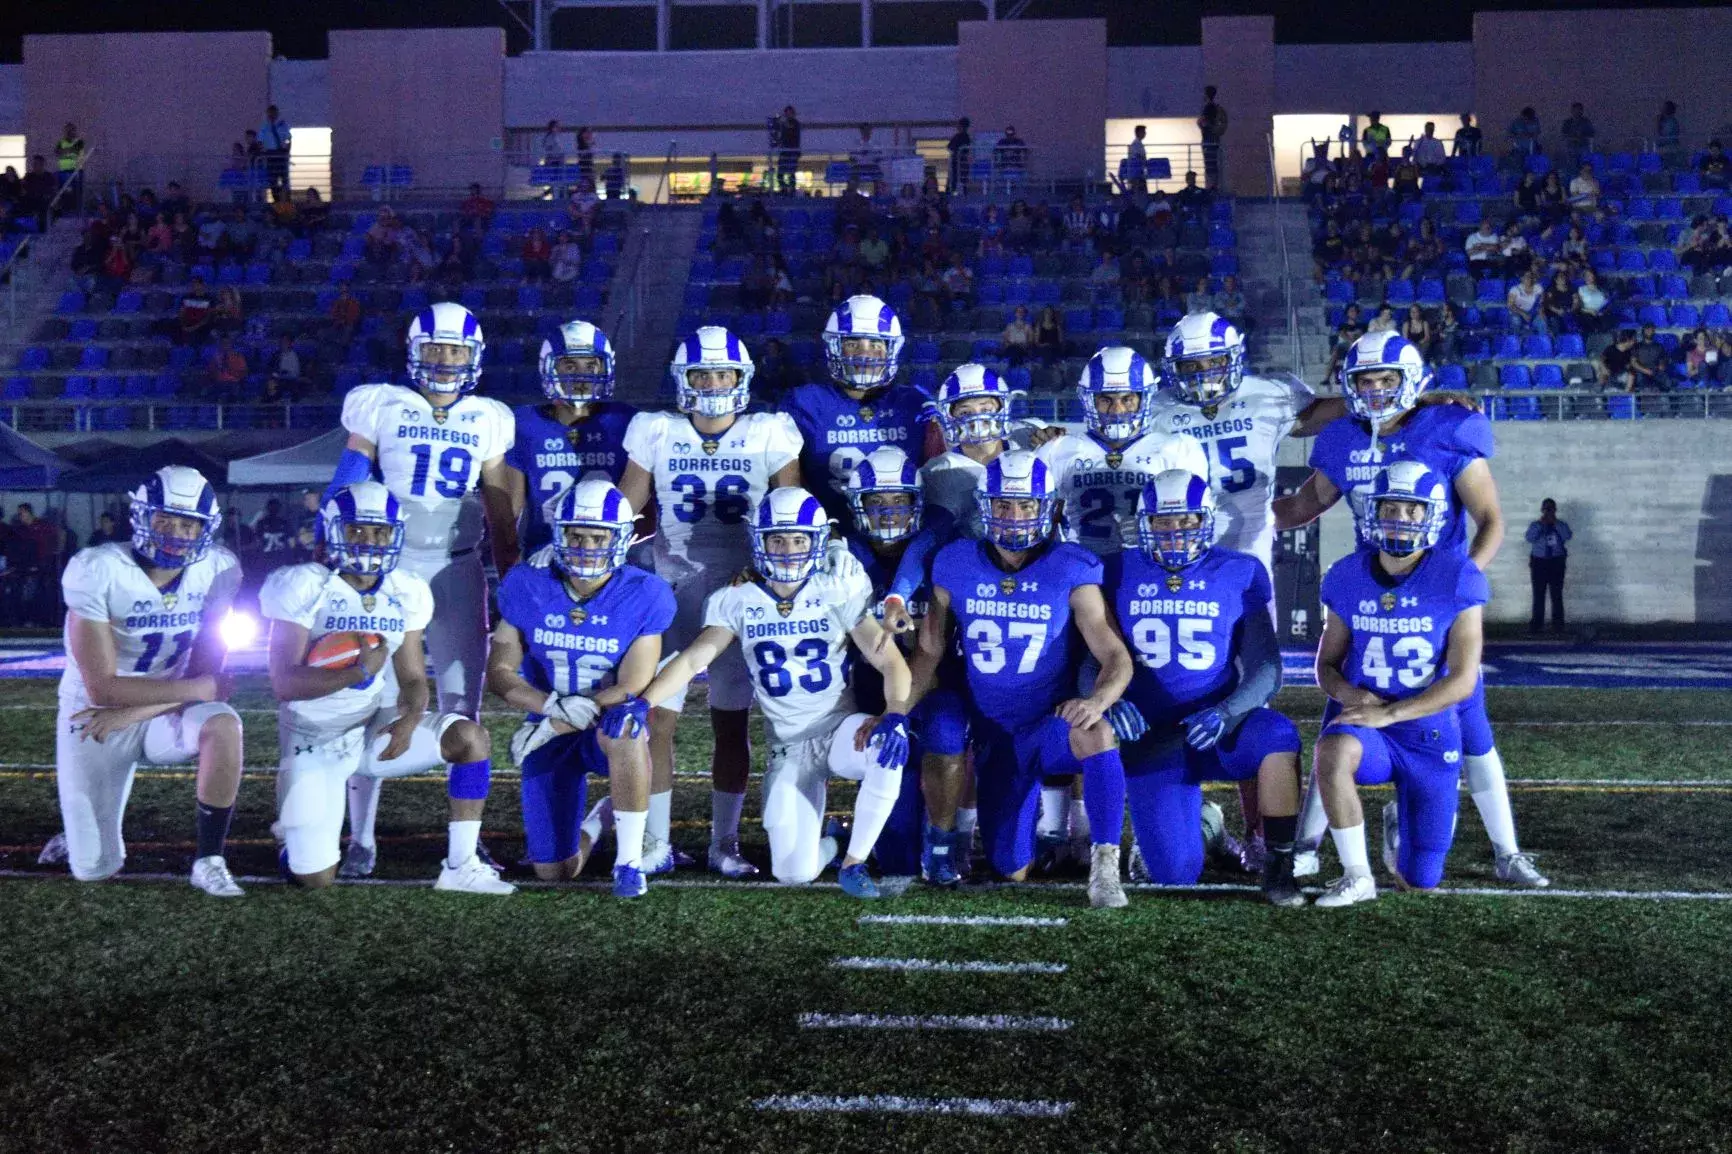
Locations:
1038;428;1207;556
495;561;675;704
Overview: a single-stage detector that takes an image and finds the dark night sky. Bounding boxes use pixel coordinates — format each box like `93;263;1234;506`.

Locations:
0;0;1725;60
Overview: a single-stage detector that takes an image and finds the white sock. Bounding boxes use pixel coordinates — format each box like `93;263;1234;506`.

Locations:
1330;824;1371;879
1297;772;1329;852
1068;796;1091;843
447;819;481;866
955;806;978;837
847;765;903;863
346;775;381;850
1038;786;1068;837
580;797;613;847
614;809;647;870
1465;749;1520;857
647;789;672;845
711;790;745;847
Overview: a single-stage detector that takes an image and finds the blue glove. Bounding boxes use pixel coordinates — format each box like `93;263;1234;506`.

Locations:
1104;699;1147;744
1182;707;1227;752
599;696;650;740
871;713;910;769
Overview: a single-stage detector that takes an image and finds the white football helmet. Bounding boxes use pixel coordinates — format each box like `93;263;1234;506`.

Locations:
670;326;754;418
1136;469;1216;569
846;446;923;546
322;480;405;577
1342;331;1431;424
1077;345;1157;442
1162;311;1245;406
130;465;220;569
1365;460;1448;556
547;478;635;579
750;487;831;584
407;302;485;394
539;319;615;403
935;363;1013;447
823;294;904;391
977;450;1056;551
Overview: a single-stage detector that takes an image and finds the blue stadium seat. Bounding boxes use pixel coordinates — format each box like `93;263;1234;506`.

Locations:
245;262;272;285
1435;364;1469;391
764;310;793;336
1660;274;1689;299
1637;151;1663;174
1705;303;1732;327
1495;334;1522;358
1008;256;1035;278
1588;249;1617;273
1671;304;1701;327
56;291;86;314
1638;304;1668;327
79;347;108;370
1532;364;1565;388
1627;274;1655;299
63;375;93;398
1417;278;1445;304
3;377;30;401
1064;307;1094;333
1476;278;1505;302
69;318;99;341
1385;279;1415;305
517;285;544;311
1648;249;1678;272
286;238;313;261
1556;333;1586;358
459;288;486;312
1617;249;1647;272
1627;198;1656;220
115;291;144;314
1607;394;1639;420
911;340;941;365
1523;335;1553;358
123;374;152;398
1324;280;1355;304
1095;306;1124;330
152;372;180;397
1499;364;1532;389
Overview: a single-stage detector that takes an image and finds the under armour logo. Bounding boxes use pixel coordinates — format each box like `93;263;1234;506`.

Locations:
589;613;609;625
1020;581;1039;592
1400;596;1418;607
461;411;482;423
1187;579;1207;590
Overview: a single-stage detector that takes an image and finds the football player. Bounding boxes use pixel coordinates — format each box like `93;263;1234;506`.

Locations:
262;481;513;894
843;448;972;885
633;488;913;897
496;320;636;570
55;465;244;895
1275;331;1545;887
328;302;516;877
786;294;938;529
617;326;803;877
917;451;1136;908
1311;462;1488;906
488;479;673;898
1106;470;1304;906
919;363;1058;526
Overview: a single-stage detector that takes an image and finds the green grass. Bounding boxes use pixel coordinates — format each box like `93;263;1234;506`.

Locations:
2;677;1732;1152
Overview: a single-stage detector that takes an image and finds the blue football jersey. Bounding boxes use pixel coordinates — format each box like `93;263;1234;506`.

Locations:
1106;546;1273;729
931;538;1103;732
785;381;934;527
1320;549;1489;705
1309;404;1494;558
495;560;675;704
506;401;636;554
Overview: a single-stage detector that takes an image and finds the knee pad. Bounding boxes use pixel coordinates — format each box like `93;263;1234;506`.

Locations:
282;824;340;877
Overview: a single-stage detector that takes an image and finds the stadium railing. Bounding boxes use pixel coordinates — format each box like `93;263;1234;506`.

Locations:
1266;130;1303;373
1;147;94;339
1005;389;1732;425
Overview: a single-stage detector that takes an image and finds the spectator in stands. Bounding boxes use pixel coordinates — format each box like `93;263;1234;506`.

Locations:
87;511;122;548
220;508;255;557
894;184;922;230
1573;268;1610;333
20;156;55;228
196;213;228;261
437;231;476;288
1561;103;1596;160
211;286;244;335
1507;107;1541;157
1507;269;1545;334
1538;171;1569;228
1683;328;1713;385
1402;304;1435;360
177;277;214;345
1089;249;1121;297
1526;499;1571;633
1465;216;1501;270
1413;122;1447;175
1117;251;1151;304
460;182;495;229
167;211;195;261
994;126;1029;181
1061;196;1092;251
260;105;292;197
1334;303;1366;355
1184;275;1213;315
1542;270;1575;333
859;226;890;276
850;124;883;192
768;255;794;308
99;235;132;290
1197;86;1227;189
1122;125;1150;194
1712;333;1732;387
550;230;583;283
910;257;944;328
1679;216;1731;274
1213;275;1249;333
755;338;800;401
1033;305;1066;366
1174;170;1211;223
1598;328;1637;389
1631;323;1667;390
225;207;259;261
55;123;85;202
293;490;321;560
1001;200;1034;254
1366;303;1397;335
326;282;361;345
144;213;175;262
1500;220;1532;276
773;106;801;195
566;177;600;237
941;251;974;308
1435;303;1462;364
160;181;189;222
265;335;305;403
299;187;329;233
1361;112;1392;160
1698;140;1731;191
741;252;775;311
1452;113;1483;158
202;335;248;401
1404;218;1445;280
541;119;565;168
1115;194;1146;250
575;127;597;185
1567;162;1602;215
1391;148;1422;201
1000;305;1035;367
1512;172;1542;228
1656;101;1682;154
1559;223;1590;274
947;117;972;193
397;228;433;284
521;226;552;282
364;207;402;265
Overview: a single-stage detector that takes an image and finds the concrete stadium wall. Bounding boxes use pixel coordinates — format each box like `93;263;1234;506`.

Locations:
270;59;329;127
1200;16;1274;198
1275;43;1473;117
957;20;1106;181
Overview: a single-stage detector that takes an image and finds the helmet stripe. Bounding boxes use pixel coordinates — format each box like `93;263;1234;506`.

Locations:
877;303;895;334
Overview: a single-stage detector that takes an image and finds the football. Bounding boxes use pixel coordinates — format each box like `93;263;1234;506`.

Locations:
305;631;383;670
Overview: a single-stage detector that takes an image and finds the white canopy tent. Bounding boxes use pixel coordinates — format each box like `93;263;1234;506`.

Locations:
226;428;348;487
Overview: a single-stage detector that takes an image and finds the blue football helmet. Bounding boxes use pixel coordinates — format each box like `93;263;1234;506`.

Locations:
1162;311;1245;406
823;294;904;391
322;481;405;577
751;487;831;584
547;477;636;580
935;363;1012;447
129;465;220;569
539;319;615;403
846;446;923;546
1136;469;1217;570
670;326;754;418
1364;460;1449;556
977;450;1056;551
407;302;485;395
1078;345;1157;442
1342;331;1431;424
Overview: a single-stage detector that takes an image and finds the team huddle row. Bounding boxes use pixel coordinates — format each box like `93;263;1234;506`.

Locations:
45;294;1548;908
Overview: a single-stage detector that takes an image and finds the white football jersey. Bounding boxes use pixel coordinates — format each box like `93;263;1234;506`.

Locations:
624;410;802;580
1144;373;1312;572
702;565;874;744
59;542;242;708
341;382;516;558
258;562;434;742
1038;428;1208;556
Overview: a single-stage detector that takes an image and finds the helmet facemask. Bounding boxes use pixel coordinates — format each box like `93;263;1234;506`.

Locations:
941;395;1007;447
850;488;922;546
826;333;897;391
1167;348;1243;406
1084;388;1148;443
977;494;1054;551
542;350;614;404
410;338;482;396
752;526;828;585
1139;510;1214;570
131;505;217;569
678;366;750;418
554;521;631;581
327;515;405;577
1367;495;1445;556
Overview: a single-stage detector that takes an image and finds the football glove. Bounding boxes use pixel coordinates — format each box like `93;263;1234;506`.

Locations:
1104;699;1148;744
542;691;600;731
1182;707;1227;752
871;713;911;769
510;717;560;768
599;696;650;740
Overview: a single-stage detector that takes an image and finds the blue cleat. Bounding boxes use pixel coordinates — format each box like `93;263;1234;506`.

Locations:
277;847;296;884
838;862;880;899
921;824;959;888
1034;832;1068;875
612;863;648;899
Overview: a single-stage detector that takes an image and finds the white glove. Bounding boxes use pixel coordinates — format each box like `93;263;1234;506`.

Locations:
510;717;560;768
823;536;864;583
541;691;600;731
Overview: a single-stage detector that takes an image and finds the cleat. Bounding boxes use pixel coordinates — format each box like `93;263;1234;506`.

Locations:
1239;833;1267;874
640;838;678;876
37;832;68;865
1067;832;1093;872
475;840;504;874
611;863;648;899
1202;801;1246;871
1314;873;1378;908
1087;843;1129;909
838;862;880;899
921;825;960;888
707;838;760;879
670;846;698;868
1033;832;1068;874
1496;851;1550;888
952;827;978;879
337;841;376;879
190;855;245;898
1260;850;1305;908
436;855;517;895
269;820;285;846
1381;801;1401;879
1292;848;1320;878
1127;841;1150;883
277;847;296;884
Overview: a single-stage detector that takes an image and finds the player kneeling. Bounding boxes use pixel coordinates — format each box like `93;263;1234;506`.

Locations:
487;479;673;898
57;466;245;896
1106;471;1305;906
263;481;513;894
1312;462;1487;907
636;488;913;897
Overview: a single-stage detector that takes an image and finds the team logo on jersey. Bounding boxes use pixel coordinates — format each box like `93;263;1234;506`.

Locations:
1170;411;1191;425
1105;451;1123;468
858;406;875;423
1401;595;1419;607
701;438;720;455
975;583;998;598
545;613;565;628
999;576;1017;595
570;606;589;625
776;597;795;617
162;592;178;610
1202;404;1220;420
361;594;376;612
462;411;481;423
400;407;419;420
1380;591;1397;611
1188;579;1206;590
835;414;857;428
1166;573;1183;592
131;599;152;613
1359;599;1380;615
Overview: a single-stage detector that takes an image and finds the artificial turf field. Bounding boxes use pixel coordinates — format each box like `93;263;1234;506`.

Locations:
1;676;1731;1153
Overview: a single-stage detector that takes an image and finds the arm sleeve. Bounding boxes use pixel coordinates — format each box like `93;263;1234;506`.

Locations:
488;400;517;462
1318;558;1348;621
700;584;741;636
258;566;320;628
340;382;381;440
1220;589;1283;723
60;550;110;624
1457;561;1491;612
889;525;947;603
1453;410;1496;462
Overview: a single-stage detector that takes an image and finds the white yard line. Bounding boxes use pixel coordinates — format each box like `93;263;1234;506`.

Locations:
830;956;1067;975
798;1012;1071;1032
754;1094;1073;1118
856;914;1070;927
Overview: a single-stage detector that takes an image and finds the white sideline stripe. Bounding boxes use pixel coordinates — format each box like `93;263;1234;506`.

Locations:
831;956;1067;975
857;914;1069;927
754;1094;1073;1118
799;1012;1071;1032
0;761;714;781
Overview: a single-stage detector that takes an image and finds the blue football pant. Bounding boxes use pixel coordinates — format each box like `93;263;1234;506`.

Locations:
1325;712;1464;889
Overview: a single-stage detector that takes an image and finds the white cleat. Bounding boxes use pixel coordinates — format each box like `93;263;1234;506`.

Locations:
1087;844;1129;909
1381;801;1401;879
190;855;245;898
1314;873;1378;909
436;855;517;895
1292;848;1320;878
1496;852;1550;888
707;838;760;879
337;842;376;879
1127;841;1150;883
37;832;68;865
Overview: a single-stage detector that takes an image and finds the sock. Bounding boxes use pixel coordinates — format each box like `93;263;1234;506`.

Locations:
1079;750;1126;847
647;789;672;846
1037;786;1068;837
1068;796;1092;843
1296;773;1329;852
847;765;903;863
194;801;233;860
1264;813;1298;851
955;806;978;837
346;774;381;850
447;819;481;866
1464;749;1520;858
614;809;647;870
711;790;745;848
1330;824;1371;879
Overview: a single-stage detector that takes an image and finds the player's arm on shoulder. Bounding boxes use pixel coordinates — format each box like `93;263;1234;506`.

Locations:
641;623;736;708
1455;458;1505;571
850;614;913;712
1290;394;1347;439
1069;583;1134;719
1272;468;1341;531
1416;390;1481;412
